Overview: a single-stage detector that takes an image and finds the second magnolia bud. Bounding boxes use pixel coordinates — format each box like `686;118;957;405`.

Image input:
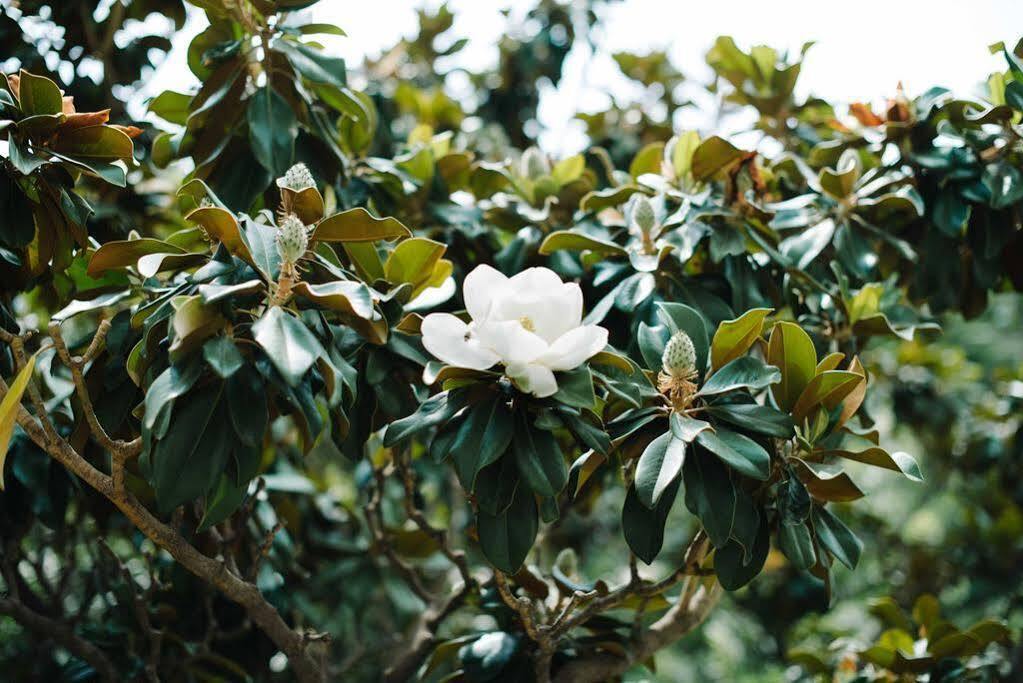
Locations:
662;330;697;377
276;213;310;265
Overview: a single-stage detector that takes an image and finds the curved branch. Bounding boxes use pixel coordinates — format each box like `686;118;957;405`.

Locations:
2;376;324;682
0;596;119;682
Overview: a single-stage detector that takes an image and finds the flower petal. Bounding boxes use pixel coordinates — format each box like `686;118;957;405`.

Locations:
474;320;548;366
421;313;499;370
507;363;558;398
537;325;609;371
462;264;508;322
489;280;583;343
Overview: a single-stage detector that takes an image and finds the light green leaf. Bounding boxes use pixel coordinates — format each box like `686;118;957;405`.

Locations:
0;353;37;490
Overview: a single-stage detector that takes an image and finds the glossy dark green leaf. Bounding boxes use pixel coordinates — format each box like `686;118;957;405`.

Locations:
151;383;231;512
812;504;862;570
202;335;245;379
513;413;567;498
477;484;538;573
622;477;681;564
704;403;794;438
552;366;596;409
683;447;735;548
698;356;781;396
777;520;816;570
634;432;686;508
247;86;297;177
198;473;248;532
695;428;771;481
384;390;466;447
252;306;324;386
715;516;769;590
452;394;514;490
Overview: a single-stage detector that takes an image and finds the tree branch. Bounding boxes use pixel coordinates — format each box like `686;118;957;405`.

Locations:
0;595;119;682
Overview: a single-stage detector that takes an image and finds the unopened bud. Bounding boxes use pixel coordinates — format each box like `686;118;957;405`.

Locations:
662;330;696;377
630;194;657;233
276;213;309;264
520;147;550;180
278;163;316;192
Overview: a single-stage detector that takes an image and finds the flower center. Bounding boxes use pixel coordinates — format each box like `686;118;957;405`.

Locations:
518;316;535;332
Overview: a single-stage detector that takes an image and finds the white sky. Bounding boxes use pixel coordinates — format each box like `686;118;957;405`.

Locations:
146;0;1023;154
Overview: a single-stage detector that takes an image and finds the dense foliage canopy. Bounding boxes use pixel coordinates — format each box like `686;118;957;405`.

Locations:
1;1;1021;681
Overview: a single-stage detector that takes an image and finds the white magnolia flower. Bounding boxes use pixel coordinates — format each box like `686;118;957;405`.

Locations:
421;265;609;398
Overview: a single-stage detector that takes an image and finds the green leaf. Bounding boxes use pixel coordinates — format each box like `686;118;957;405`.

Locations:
698;356;780;397
538;230;626;257
451;394;514;489
477;484;538;573
622;477;681;564
143;361;202;438
384;237;446;288
683;447;735;547
52;125;134;161
293;280;374;319
226;368;267;449
514;413;567;498
635;432;687;508
695;428;771;481
777;521;816;570
812;504;862;570
252;306;324;386
767;321;817;411
691;136;745;180
239;219;282;281
629;141;665;178
151;383;232;512
202;335;245;379
669;413;712;442
710;308;771;370
559;410;611;455
296;23;347;37
715;517;769;590
16;70;63;116
198;474;248;532
87;238;187;276
474;455;520;516
822;446;922;481
551;154;585;185
580;185;641;213
779;218;835;270
792;458;864;502
704;403;794;438
385;390;465;446
552;367;596;409
637;322;669;371
148;90;192;125
248;87;297;177
0;353;37;490
313;207;412;242
791;370;862;423
188;206;250;262
277;41;347;87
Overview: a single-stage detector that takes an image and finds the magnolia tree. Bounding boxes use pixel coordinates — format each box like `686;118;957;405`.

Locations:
1;2;1020;682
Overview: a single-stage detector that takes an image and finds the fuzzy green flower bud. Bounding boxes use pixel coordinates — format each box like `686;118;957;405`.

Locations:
630;194;657;234
661;330;696;377
276;213;309;265
278;163;316;192
520;147;550;180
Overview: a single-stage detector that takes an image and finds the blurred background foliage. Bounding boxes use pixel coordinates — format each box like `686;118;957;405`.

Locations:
1;0;1021;681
